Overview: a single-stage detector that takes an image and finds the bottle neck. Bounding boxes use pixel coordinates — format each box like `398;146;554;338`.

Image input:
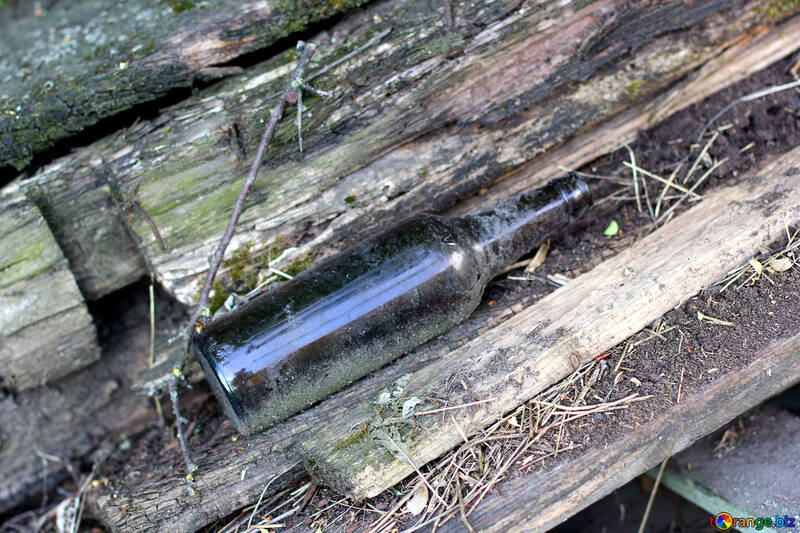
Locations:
453;174;592;280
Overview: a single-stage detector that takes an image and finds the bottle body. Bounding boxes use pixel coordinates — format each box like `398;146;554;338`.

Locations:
192;175;591;434
193;214;486;434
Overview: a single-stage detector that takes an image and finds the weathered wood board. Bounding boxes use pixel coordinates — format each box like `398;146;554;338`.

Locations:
438;334;800;533
87;288;533;533
0;0;368;169
0;186;99;391
654;403;800;529
451;11;800;214
16;0;797;310
299;146;800;500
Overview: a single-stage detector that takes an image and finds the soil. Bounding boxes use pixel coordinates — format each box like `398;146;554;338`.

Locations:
4;39;800;533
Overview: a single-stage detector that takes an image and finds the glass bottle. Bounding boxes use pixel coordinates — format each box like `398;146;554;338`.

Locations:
192;174;591;434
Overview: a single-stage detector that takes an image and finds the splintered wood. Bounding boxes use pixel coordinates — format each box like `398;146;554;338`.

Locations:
299;147;800;500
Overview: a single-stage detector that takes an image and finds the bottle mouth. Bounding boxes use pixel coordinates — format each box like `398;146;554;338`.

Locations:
551;173;592;217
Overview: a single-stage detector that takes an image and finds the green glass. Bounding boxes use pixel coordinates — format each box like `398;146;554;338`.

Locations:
192;174;592;434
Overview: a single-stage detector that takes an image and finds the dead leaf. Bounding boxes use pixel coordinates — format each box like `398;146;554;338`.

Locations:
768;256;793;272
406;484;428;516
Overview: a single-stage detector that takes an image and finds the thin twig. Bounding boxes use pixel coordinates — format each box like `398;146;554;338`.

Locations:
638;460;667;533
169;377;197;495
189;41;316;334
130;200;166;252
297;87;303;152
307;28;392;84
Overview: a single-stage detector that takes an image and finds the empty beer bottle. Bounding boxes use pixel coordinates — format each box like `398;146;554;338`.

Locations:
192;174;591;434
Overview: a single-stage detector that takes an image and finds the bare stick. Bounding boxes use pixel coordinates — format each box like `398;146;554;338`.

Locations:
188;41;316;332
297;88;304;152
169;376;197;495
130;200;167;252
638;460;667;533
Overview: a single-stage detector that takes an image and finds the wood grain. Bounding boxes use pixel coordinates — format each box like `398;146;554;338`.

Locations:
14;0;792;308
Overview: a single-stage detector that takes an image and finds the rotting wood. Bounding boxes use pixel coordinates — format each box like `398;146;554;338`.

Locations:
298;146;800;501
0;284;173;515
436;334;800;533
25;140;148;299
450;11;800;214
86;291;534;533
14;0;795;309
0;0;369;170
0;187;99;391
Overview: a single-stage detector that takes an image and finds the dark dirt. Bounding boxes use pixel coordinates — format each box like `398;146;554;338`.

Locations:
5;40;800;533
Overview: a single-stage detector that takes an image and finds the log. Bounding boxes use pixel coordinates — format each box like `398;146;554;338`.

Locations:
0;0;368;169
298;146;800;500
652;404;800;528
437;333;800;533
18;0;797;308
0;187;99;391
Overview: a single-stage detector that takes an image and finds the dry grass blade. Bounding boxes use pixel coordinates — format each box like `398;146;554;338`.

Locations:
655;158;726;226
655;163;682;218
625;144;643;212
682;131;719;185
717;223;799;291
621;162;701;199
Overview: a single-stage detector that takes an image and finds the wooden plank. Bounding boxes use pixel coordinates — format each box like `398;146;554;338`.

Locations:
653;404;800;529
0;186;99;391
437;334;800;533
19;0;791;307
298;146;800;500
0;0;368;169
87;289;536;533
